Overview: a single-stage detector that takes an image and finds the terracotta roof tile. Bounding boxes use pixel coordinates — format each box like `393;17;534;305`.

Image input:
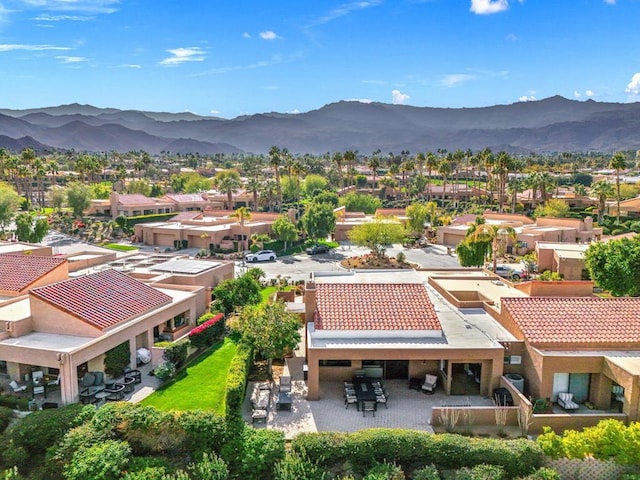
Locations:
164;193;208;203
117;194;158;206
502;297;640;346
315;283;441;331
31;269;172;330
0;254;66;293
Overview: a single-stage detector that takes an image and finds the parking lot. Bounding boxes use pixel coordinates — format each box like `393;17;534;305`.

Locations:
236;243;461;282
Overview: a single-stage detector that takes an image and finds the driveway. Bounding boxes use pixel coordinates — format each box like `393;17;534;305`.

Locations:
236;243;460;282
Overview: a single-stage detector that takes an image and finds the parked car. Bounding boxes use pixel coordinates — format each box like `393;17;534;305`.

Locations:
306;244;331;255
244;250;276;262
487;263;529;281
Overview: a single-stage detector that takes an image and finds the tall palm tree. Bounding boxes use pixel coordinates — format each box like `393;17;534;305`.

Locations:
590;180;615;223
245;177;261;211
231;206;252;254
343;150;357;187
368;151;381;190
609;152;627;223
213;170;242;210
269;146;283;208
437;157;453;203
425;152;437;201
332;152;344;189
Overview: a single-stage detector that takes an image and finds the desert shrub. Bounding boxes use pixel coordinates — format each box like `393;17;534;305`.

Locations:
273;454;326;480
238;428;285;480
363;462;405;480
412;465;441;480
454;464;505;480
48;422;112;475
122;466;168;480
153;361;176;381
396;251;406;263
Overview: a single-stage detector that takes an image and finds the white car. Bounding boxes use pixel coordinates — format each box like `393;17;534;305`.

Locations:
244;250;276;262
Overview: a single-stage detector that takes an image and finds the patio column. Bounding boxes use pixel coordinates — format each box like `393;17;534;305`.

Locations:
129;340;138;370
57;353;78;405
307;357;319;400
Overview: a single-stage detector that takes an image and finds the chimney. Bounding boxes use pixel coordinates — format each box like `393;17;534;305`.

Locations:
304;280;317;325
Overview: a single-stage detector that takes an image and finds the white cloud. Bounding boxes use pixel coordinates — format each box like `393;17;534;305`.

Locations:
604;0;616;4
287;109;300;114
518;95;536;102
392;89;410;105
625;73;640;94
310;0;382;27
242;32;251;39
159;47;206;66
259;30;279;40
56;55;86;63
346;98;373;104
505;33;518;41
574;90;582;98
116;64;141;68
190;54;284;77
34;13;94;21
585;90;595;97
0;43;70;51
18;0;119;14
440;73;476;87
470;0;524;15
210;109;221;115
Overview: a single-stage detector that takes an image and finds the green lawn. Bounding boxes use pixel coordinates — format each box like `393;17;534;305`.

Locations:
101;243;139;252
140;338;238;413
260;285;293;304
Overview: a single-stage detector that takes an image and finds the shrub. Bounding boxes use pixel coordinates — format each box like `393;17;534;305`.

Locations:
64;439;131;480
188;452;228;480
0;407;14;433
239;428;285;480
454;464;505;480
0;395;29;411
273;454;326;480
189;313;225;348
153;361;176;381
176;410;226;459
162;341;189;368
122;466;168;480
364;462;405;480
517;467;560;480
413;465;441;480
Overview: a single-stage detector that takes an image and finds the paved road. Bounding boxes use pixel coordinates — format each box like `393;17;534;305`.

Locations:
236;243;460;281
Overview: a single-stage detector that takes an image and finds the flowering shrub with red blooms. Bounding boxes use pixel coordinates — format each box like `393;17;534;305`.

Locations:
189;312;225;348
74;221;86;228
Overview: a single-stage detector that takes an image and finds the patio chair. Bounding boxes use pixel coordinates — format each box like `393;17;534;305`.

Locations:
47;373;62;390
9;380;27;394
345;393;358;409
612;385;624;403
251;408;267;424
376;391;389;409
557;392;579;411
422;374;438;394
279;376;291;393
362;400;376;417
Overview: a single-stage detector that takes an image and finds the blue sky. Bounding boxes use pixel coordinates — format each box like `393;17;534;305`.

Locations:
0;0;639;118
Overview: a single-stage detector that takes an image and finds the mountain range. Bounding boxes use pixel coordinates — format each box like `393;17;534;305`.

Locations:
1;96;639;155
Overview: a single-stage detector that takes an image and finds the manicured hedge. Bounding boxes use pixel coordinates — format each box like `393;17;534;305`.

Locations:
290;429;543;478
190;312;225;348
224;341;252;424
0;394;29;411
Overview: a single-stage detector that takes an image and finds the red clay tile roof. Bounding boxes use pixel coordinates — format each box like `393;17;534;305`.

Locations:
164;193;208;203
0;254;67;293
31;269;172;330
315;283;441;331
170;211;203;222
502;297;640;346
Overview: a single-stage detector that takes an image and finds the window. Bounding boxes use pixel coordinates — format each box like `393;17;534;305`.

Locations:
319;360;351;367
517;241;528;249
173;313;187;328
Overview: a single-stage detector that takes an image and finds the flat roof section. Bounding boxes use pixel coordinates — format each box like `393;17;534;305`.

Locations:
0;331;94;351
151;258;221;275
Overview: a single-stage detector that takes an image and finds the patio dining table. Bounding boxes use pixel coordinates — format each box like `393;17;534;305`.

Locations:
353;380;378;410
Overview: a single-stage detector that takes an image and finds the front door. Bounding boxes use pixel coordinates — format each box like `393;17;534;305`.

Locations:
385;360;409;379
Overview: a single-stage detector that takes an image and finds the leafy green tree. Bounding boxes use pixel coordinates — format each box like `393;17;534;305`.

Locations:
213;170;241;208
64;440;130;480
347;219;406;259
125;180;152;196
14;212;49;243
312;191;339;207
91;182;113;200
231;207;252;252
272;215;298;250
302;174;329;198
464;218;516;272
171;173;212;194
585;236;640;296
65;182;92;218
340;192;382;214
48;186;66;212
406;202;437;235
211;273;261;315
229;300;301;375
533;199;570;218
0;183;21;234
301;202;336;243
456;238;491;267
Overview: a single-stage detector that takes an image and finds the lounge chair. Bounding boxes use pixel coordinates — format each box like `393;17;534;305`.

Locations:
422;374;438;394
557;392;579;411
9;380;27;394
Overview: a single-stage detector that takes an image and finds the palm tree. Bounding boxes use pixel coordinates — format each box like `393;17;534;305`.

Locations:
425;152;437;201
368;150;381;190
332;152;344;189
213;170;242;210
507;177;525;213
343;150;357;187
269;146;283;208
437;157;453;203
245;177;261;211
466;222;517;272
609;152;627;223
231;206;252;254
590;180;615;223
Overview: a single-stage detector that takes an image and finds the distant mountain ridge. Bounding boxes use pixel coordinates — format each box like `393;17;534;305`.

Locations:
0;96;639;155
